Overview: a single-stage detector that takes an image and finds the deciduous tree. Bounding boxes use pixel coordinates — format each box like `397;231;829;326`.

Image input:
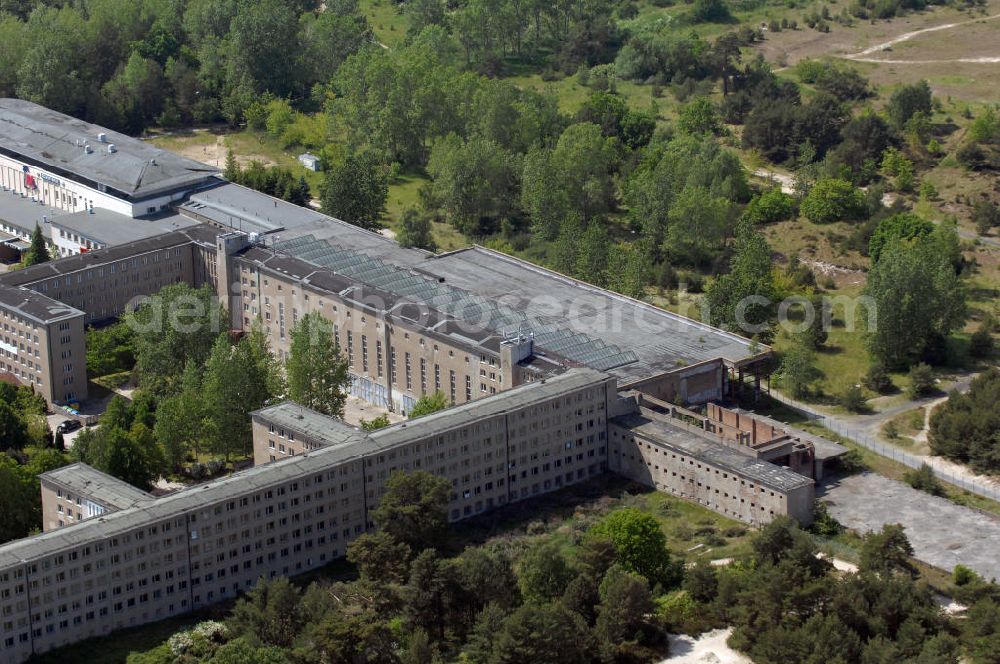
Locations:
0;454;41;543
154;360;207;467
396;208;437;252
589;508;680;587
408;391;449;418
865;235;965;369
800;177;866;224
286;312;351;418
516;541;576;603
427;134;521;236
319;151;388;230
887;80;932;130
125;283;225;395
705;221;776;337
203;327;282;459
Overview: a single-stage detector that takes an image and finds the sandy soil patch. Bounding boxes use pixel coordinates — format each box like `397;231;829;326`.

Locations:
917;453;1000;491
148;131;278;170
845;12;1000;63
662;628;752;664
936;596;968;615
152;478;185;494
817;552;860;573
754;1;1000;66
800;259;866;287
341;394;405;428
752;168;794;195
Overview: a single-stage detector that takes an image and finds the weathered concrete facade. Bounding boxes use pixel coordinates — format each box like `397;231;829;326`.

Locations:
608;407;815;526
1;370;613;663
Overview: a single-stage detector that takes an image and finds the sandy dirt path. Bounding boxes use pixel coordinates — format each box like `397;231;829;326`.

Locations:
844;12;1000;63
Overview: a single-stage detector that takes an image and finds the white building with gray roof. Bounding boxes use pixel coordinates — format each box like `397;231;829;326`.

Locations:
0;99;219;220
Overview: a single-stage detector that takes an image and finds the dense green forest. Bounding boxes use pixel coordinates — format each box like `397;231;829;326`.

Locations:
109;473;1000;664
2;0;995;335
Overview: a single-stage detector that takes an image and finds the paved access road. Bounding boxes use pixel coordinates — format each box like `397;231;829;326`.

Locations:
820;472;1000;581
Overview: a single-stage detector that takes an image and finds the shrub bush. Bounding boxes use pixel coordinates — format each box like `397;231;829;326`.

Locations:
903;463;944;496
863;363;894;394
800;178;866;224
907;363;935;398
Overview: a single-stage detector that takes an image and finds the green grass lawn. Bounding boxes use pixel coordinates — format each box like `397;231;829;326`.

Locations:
359;0;410;48
507;72;668;121
382;170;429;233
882;406;927;450
224;131;326;192
146;130;217;150
769;282;883;404
149;129;325;196
448;475;756;565
91;370;132;391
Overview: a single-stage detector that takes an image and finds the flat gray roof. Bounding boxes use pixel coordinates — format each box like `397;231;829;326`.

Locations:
0;99;218;198
41;463;152;510
425;248;765;382
613;410;813;493
252;402;368;450
50;208;198;246
180;182;430;267
371;368;612;448
0;284;83;325
169;181;767;383
179;182;326;235
0;189;60;236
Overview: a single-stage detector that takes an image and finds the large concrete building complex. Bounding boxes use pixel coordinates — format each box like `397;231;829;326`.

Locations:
0;102;831;663
0;369;817;663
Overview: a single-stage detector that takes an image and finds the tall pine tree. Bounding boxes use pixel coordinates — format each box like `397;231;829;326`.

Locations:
24;224;50;266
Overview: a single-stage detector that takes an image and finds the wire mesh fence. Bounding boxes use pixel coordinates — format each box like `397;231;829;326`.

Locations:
768;392;1000;504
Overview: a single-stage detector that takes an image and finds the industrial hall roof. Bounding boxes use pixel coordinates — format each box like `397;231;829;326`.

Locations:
0;99;218;199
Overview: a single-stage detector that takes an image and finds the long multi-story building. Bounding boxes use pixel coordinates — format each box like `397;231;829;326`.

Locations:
0;102;772;408
0;209;772;409
0;367;813;664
